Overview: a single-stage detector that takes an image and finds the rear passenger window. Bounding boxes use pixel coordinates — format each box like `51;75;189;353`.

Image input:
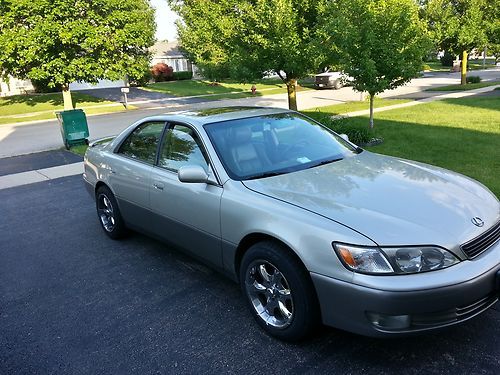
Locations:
118;122;165;164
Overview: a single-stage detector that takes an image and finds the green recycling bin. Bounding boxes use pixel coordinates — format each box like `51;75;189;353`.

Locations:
55;109;89;149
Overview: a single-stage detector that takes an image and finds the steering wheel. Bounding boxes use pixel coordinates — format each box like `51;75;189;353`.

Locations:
281;139;310;158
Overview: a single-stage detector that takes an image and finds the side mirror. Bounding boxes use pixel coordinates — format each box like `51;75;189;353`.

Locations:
339;133;349;142
178;165;209;184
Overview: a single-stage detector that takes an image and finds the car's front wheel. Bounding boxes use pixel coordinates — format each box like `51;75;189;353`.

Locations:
240;241;320;341
96;186;127;239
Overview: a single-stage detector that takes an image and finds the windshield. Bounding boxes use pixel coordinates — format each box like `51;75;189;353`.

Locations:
204;112;360;180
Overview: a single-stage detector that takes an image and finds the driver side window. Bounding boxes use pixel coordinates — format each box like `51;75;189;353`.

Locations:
158;124;208;172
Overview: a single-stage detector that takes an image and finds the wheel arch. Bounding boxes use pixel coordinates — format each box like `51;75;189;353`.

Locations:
234;233;310;283
94;181;109;197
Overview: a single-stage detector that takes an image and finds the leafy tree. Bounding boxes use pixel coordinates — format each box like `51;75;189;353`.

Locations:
0;0;155;109
425;0;488;84
484;0;500;62
169;0;328;110
321;0;429;128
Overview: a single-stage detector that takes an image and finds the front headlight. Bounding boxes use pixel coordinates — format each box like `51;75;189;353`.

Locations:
333;243;460;275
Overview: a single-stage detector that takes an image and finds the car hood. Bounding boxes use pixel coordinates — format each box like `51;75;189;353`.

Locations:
316;72;341;78
242;152;500;250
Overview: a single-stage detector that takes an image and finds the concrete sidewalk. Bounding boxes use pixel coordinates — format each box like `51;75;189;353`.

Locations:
340;84;500;118
0;162;83;190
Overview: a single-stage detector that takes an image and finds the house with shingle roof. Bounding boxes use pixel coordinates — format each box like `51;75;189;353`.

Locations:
150;40;196;74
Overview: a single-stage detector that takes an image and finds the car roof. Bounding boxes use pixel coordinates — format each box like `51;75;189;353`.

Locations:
140;106;293;127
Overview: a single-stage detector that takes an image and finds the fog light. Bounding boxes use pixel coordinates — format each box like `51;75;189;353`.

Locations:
367;312;411;330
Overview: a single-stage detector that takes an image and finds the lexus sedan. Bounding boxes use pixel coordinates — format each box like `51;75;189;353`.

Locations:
83;106;500;341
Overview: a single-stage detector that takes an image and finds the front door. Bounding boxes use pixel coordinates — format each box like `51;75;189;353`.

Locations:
149;123;223;267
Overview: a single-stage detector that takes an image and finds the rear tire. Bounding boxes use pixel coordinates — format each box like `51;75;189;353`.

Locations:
240;241;320;341
96;186;127;239
334;79;343;90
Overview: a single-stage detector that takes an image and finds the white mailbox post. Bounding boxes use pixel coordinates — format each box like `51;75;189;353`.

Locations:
121;87;130;109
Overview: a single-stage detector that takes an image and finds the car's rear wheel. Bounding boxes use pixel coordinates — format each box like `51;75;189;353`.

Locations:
333;79;342;90
96;186;127;239
240;241;320;341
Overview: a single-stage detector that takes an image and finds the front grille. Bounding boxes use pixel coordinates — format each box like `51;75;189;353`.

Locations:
411;293;499;328
461;220;500;258
315;76;330;84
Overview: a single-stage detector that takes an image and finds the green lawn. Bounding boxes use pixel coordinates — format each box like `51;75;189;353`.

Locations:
0;92;132;125
426;81;500;92
305;97;500;197
68;144;89;156
145;78;313;98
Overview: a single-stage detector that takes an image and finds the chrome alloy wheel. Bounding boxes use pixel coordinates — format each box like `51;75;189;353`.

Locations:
97;194;115;232
245;260;294;328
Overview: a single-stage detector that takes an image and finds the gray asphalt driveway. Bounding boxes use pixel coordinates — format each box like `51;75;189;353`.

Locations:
0;149;81;177
0;175;499;374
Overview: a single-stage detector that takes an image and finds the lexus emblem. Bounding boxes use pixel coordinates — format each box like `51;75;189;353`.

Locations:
471;217;484;227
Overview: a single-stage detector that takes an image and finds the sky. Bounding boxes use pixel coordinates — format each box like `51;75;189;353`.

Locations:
150;0;180;42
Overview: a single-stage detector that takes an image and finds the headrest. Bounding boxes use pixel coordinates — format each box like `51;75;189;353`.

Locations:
230;126;252;145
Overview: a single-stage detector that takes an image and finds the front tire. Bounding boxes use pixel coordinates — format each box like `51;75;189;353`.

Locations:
96;186;127;239
240;241;320;341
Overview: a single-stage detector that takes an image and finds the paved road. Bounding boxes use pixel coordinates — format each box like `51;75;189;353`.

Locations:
1;176;499;374
1;69;498;158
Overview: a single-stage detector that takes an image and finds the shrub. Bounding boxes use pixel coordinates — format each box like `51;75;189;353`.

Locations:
151;63;174;82
129;69;153;87
421;64;431;71
311;112;373;146
466;76;481;84
440;51;454;67
172;71;193;80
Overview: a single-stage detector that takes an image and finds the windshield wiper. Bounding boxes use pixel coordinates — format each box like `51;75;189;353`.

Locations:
307;157;343;169
245;171;288;180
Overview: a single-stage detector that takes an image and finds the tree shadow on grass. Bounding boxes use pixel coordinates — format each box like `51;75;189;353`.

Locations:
0;92;109;110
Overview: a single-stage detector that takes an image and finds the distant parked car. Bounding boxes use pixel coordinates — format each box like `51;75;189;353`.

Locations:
84;106;500;341
315;71;345;89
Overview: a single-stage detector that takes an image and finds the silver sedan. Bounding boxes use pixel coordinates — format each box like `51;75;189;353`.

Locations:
83;107;500;341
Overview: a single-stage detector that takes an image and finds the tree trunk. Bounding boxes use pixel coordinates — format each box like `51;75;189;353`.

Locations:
483;46;487;68
369;93;374;129
62;84;74;110
286;79;298;111
461;50;468;85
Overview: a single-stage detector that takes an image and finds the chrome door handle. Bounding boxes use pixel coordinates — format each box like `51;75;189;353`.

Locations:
153;183;164;191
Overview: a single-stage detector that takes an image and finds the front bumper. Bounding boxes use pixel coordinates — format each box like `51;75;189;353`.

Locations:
311;249;500;337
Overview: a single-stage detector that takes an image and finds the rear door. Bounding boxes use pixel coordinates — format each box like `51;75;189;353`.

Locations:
149;123;224;267
107;121;166;228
